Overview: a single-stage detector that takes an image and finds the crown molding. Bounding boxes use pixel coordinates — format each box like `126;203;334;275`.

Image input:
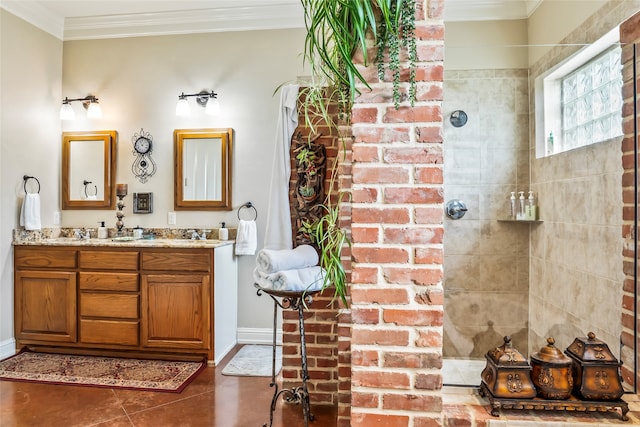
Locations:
64;3;305;40
1;1;304;40
444;0;543;22
0;0;65;39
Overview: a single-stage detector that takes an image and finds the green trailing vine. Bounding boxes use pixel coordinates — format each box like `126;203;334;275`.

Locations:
301;0;418;128
294;0;418;306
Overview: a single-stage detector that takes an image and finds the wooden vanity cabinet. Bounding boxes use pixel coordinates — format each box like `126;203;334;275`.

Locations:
12;244;236;362
78;250;140;347
140;251;212;351
14;247;77;343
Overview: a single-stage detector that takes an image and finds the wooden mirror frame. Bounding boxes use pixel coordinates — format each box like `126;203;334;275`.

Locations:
174;128;233;211
62;130;116;210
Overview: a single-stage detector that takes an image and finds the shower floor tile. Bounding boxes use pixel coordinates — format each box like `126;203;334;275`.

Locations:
443;358;485;386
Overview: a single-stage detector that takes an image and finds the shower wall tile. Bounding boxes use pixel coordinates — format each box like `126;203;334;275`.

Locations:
529;87;623;356
443;69;530;359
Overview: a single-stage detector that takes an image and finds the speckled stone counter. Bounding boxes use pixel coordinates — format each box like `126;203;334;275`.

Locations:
13;228;236;249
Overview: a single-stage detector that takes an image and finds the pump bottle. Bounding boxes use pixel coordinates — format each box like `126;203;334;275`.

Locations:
517;191;525;220
97;221;108;239
219;222;228;240
509;192;517;219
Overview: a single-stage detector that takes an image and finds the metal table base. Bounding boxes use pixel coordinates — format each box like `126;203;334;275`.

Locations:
255;284;319;427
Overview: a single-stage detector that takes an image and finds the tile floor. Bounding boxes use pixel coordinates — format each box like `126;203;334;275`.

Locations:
0;346;337;427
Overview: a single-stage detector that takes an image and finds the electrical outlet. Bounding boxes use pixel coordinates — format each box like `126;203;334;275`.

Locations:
53;211;61;226
167;211;176;225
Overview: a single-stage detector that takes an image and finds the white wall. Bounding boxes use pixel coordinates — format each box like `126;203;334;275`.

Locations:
0;10;63;356
1;13;307;353
444;19;528;70
62;29;307;336
527;0;610;66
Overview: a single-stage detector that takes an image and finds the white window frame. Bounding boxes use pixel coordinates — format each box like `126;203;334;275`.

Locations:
535;27;622;158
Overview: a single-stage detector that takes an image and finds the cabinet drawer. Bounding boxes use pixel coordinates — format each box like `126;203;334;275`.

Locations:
79;251;138;270
141;251;211;272
79;272;139;292
80;293;138;319
80;319;139;346
15;247;77;269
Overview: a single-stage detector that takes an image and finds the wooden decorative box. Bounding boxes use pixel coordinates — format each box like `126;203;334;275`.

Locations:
565;332;624;401
480;336;536;399
530;337;573;400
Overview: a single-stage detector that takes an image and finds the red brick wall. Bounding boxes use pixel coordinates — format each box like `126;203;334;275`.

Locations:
349;1;446;426
281;92;352;406
619;11;640;391
281;1;446;423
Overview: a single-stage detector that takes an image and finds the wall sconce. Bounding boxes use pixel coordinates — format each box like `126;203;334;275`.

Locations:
60;95;102;120
176;90;220;117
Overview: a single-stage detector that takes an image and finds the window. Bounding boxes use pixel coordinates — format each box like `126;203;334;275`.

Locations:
560;47;622;152
535;28;623;158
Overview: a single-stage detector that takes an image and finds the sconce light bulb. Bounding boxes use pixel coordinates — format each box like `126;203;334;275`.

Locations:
205;98;221;116
60;103;75;121
176;98;191;116
87;102;102;119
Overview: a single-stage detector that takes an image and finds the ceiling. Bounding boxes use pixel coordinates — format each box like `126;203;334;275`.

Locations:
1;0;544;40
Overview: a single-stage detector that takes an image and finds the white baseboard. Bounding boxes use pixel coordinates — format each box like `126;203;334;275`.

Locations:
237;327;282;346
0;338;16;360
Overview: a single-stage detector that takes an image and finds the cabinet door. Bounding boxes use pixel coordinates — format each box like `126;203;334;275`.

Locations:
15;270;77;342
141;274;210;350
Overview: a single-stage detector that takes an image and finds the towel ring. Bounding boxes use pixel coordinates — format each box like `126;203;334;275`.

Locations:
83;180;98;198
23;175;40;194
237;201;258;221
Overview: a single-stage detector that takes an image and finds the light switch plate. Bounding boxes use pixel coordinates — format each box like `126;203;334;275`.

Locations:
167;211;176;225
53;211;61;225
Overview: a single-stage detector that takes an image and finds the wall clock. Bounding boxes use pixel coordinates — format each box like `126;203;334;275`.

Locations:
131;128;157;183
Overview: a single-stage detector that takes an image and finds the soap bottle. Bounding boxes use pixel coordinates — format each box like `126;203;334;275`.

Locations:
547;131;554;155
97;221;108;239
527;191;537;220
517;191;525;220
219;222;228;241
509;192;517;219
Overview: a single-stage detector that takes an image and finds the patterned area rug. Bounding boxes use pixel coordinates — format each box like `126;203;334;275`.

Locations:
221;345;281;377
0;351;206;393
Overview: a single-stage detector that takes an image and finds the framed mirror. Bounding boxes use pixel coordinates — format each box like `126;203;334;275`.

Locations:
62;130;116;210
174;128;233;210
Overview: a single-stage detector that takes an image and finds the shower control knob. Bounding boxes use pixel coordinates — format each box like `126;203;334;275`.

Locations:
445;199;468;220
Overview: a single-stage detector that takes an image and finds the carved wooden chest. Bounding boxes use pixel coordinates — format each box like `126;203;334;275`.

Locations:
480;336;536;399
530;337;573;400
565;332;624;401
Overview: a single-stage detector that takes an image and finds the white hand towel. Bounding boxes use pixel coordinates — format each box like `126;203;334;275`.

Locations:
256;245;319;274
235;219;257;256
253;266;326;292
20;193;41;231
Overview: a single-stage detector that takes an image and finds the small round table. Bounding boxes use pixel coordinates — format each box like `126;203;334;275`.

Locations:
254;283;321;427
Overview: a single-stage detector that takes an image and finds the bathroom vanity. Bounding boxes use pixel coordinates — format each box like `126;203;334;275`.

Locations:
13;237;237;364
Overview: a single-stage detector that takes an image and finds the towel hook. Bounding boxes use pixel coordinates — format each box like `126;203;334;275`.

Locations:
23;175;40;194
83;180;97;198
237;201;258;221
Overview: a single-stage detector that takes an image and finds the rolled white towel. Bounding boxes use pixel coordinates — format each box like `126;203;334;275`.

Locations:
253;266;326;292
256;245;319;274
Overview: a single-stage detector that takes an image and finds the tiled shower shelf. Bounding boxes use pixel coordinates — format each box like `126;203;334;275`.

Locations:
497;219;544;223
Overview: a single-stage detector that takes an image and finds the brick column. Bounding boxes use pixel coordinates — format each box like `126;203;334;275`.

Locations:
620;11;640;391
349;1;445;425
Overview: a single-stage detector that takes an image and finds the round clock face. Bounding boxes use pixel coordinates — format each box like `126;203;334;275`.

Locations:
134;137;151;154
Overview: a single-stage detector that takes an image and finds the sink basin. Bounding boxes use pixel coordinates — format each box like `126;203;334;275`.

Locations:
111;236;141;242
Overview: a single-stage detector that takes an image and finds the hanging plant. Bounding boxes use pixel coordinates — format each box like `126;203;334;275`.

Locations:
300;0;418;128
293;0;417;306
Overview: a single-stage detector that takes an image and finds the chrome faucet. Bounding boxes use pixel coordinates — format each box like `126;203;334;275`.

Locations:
189;230;208;240
73;229;90;240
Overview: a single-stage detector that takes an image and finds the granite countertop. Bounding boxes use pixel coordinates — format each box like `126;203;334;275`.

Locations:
13;228;235;249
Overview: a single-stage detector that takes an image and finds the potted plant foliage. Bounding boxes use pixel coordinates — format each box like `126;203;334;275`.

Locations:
297;0;418;306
